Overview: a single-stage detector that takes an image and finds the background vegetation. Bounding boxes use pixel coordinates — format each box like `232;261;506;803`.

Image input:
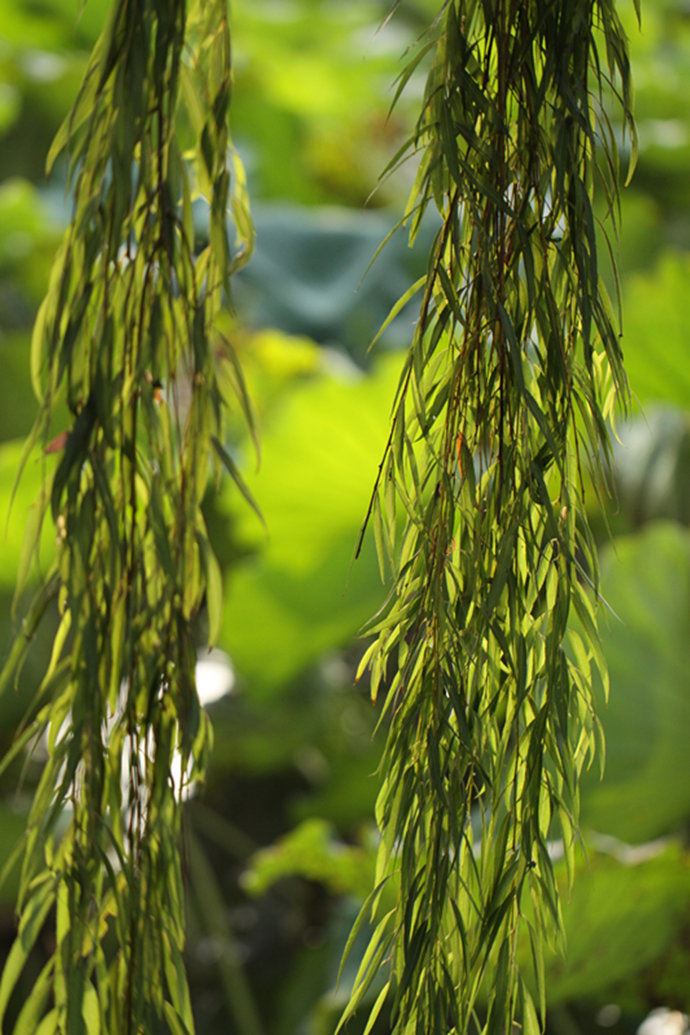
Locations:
0;1;688;1032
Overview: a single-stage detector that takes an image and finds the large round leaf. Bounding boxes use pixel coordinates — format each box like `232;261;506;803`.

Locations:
219;356;401;697
546;845;690;1005
582;523;690;842
623;254;690;411
0;439;52;591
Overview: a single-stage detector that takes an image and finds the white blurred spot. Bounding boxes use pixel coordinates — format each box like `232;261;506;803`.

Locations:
640;119;688;150
597;1004;621;1027
22;51;66;82
33;653;236;813
638;1009;690;1035
195;648;235;707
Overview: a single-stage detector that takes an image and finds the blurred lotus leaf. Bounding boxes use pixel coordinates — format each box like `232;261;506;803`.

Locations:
242;818;375;900
0;439;52;591
545;844;690;1005
219;354;401;697
581;522;690;842
623;253;690;411
235;204;435;359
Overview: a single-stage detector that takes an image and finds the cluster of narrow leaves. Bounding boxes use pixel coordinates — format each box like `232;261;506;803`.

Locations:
0;0;252;1031
343;2;637;1033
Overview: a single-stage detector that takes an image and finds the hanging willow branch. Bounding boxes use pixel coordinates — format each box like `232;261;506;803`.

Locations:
0;1;251;1031
343;2;637;1033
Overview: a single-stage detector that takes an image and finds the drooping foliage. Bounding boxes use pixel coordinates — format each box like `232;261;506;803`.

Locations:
342;2;637;1032
0;0;252;1030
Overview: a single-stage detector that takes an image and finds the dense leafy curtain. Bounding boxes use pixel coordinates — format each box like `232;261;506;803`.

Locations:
0;0;251;1030
342;2;637;1033
0;0;639;1031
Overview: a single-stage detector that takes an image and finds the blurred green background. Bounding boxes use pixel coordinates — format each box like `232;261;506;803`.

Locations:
0;1;688;1033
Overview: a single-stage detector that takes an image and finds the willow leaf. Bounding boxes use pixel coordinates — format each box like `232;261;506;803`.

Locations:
344;1;638;1031
0;0;255;1030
